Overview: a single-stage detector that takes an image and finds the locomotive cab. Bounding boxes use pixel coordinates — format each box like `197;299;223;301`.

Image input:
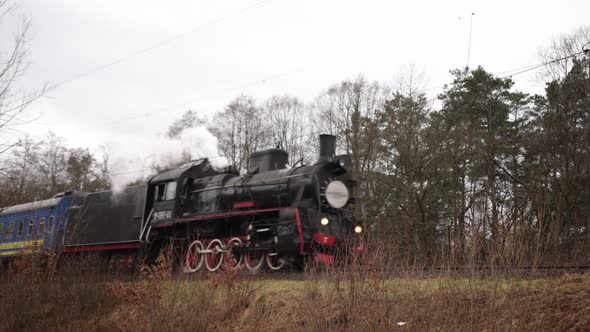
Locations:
146;159;218;226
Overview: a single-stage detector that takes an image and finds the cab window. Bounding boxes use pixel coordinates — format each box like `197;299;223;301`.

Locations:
0;223;3;235
17;219;24;237
155;183;166;201
165;182;177;200
180;178;193;200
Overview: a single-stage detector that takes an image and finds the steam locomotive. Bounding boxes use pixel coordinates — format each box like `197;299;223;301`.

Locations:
0;135;362;271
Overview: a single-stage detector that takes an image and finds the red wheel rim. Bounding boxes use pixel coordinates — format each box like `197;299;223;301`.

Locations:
185;240;203;272
205;239;224;272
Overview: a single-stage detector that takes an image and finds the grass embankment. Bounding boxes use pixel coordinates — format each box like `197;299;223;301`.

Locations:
2;256;590;332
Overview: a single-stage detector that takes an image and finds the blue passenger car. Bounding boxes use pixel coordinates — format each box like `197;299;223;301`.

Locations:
0;191;85;259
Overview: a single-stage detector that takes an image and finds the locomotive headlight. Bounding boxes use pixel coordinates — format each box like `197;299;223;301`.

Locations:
354;225;363;234
325;180;350;208
320;217;329;226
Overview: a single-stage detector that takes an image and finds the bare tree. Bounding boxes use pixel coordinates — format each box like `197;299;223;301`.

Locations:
262;95;310;164
0;136;40;205
66;148;95;191
37;132;67;195
91;145;112;191
312;75;388;176
394;64;428;98
0;1;45;154
209;95;269;171
167;109;206;139
537;25;590;81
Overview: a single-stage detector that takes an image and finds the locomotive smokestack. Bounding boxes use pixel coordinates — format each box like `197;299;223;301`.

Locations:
318;134;336;163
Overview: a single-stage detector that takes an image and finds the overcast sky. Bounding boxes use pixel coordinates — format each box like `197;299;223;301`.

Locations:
3;0;590;155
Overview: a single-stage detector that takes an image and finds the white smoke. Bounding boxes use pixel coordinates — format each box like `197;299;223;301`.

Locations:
107;126;227;192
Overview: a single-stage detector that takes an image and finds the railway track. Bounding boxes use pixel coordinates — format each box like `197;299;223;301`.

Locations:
215;264;590;280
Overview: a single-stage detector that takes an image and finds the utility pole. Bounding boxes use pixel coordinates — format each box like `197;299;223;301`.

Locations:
466;12;475;72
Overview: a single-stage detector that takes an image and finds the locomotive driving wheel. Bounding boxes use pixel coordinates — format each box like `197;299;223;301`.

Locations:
205;239;225;272
266;252;286;271
225;237;244;270
185;240;204;272
244;250;265;271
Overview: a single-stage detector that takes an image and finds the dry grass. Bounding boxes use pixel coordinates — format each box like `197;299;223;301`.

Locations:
0;252;116;331
2;247;590;332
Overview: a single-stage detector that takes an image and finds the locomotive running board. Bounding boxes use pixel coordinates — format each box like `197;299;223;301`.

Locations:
63;242;143;253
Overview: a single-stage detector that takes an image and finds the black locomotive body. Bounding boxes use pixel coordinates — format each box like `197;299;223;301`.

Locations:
139;134;362;271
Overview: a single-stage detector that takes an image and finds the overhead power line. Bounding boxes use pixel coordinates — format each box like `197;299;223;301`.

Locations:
97;66;306;130
29;44;590;136
46;0;275;93
416;48;589;96
498;50;587;78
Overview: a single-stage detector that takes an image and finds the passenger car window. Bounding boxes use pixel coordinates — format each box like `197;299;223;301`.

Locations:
27;219;34;236
48;216;55;233
17;219;24;237
39;217;45;235
6;222;15;239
